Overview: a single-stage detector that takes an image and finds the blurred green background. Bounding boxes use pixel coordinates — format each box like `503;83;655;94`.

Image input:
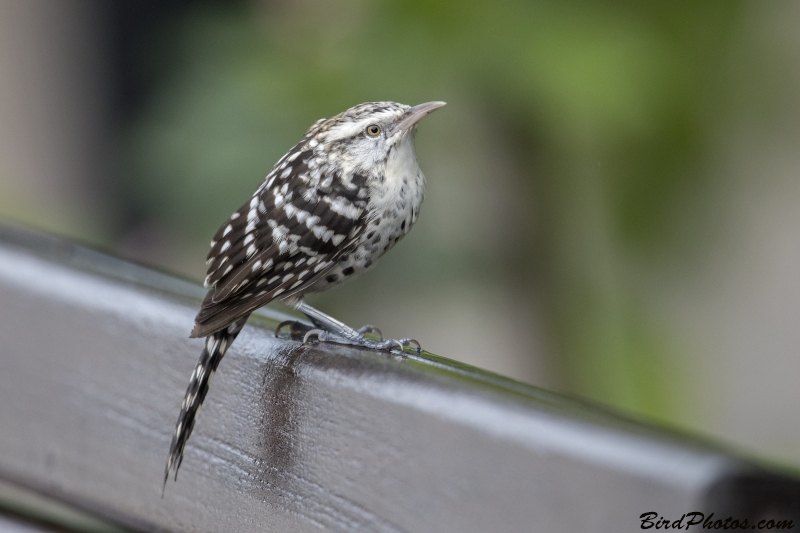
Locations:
2;0;799;468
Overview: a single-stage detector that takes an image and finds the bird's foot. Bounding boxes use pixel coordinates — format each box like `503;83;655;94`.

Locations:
275;318;421;354
356;325;421;353
302;329;421;355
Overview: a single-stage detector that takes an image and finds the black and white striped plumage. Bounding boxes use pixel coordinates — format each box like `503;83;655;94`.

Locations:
164;101;444;489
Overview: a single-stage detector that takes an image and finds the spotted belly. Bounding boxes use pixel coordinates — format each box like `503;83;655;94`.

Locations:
307;201;421;293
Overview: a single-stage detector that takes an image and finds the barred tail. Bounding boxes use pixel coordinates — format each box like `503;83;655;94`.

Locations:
163;318;247;493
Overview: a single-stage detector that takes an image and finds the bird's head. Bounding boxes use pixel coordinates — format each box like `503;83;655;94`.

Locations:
304;101;445;174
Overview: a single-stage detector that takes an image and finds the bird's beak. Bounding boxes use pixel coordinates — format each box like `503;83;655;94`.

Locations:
396;101;446;132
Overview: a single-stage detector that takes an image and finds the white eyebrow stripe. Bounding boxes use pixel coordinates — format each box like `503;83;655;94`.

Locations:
322;111;399;142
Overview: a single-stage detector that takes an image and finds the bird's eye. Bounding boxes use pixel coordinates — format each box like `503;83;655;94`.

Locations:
366;124;381;137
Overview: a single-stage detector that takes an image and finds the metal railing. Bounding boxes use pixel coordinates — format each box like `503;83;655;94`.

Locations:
0;225;797;532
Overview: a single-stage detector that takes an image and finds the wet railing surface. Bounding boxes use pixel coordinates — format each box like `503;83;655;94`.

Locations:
0;225;797;533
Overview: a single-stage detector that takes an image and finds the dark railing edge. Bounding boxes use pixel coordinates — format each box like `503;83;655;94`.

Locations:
0;476;133;533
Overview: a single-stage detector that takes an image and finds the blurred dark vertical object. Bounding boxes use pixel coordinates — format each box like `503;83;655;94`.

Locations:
108;0;239;127
107;0;235;235
0;0;230;241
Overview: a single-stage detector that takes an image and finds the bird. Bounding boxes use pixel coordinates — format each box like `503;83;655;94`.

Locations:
163;100;445;490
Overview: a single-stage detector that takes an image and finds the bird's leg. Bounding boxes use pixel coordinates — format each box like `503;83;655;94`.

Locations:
284;300;420;353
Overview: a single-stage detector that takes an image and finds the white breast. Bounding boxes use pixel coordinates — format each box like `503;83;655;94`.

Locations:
370;133;425;217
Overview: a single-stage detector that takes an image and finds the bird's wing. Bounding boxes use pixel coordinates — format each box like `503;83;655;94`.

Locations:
191;144;370;337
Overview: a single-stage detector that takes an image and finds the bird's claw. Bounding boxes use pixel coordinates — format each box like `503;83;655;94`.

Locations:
357;325;383;340
399;338;422;353
361;336;421;355
275;320;295;336
303;328;330;344
356;327;420;353
372;338;404;351
275;320;314;340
